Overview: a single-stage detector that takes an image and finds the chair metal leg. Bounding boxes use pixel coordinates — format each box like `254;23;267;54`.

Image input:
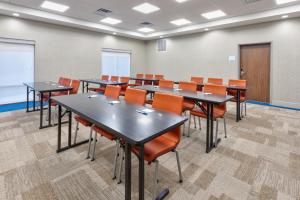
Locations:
245;102;247;116
91;131;98;161
153;160;159;200
241;102;244;118
73;122;79;145
86;126;93;159
117;148;124;184
112;140;120;180
215;119;219;147
174;150;183;183
223;117;227;138
187;113;192;137
193;115;196;129
198;117;201;130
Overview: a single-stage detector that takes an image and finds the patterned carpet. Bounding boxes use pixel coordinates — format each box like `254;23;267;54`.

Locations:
0;102;300;200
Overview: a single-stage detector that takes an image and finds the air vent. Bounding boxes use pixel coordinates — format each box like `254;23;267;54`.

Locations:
244;0;262;4
157;39;167;52
140;22;153;26
95;8;112;16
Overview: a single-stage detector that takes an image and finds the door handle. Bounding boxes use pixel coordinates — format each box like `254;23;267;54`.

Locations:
240;68;246;75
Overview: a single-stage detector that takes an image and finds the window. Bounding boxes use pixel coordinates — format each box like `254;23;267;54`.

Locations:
101;49;131;77
0;39;35;104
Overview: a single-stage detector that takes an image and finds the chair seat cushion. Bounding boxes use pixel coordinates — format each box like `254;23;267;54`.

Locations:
93;126;116;141
132;135;177;162
75;116;92;127
183;100;195;111
190;107;225;119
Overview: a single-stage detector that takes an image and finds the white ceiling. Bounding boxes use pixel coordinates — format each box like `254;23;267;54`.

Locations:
0;0;300;40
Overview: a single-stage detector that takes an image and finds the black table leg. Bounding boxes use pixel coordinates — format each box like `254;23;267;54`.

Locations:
139;144;145;200
82;81;85;93
209;104;214;150
86;83;89;92
48;93;52;127
39;92;44;129
26;86;29;112
236;90;241;122
125;142;132;200
33;90;36;110
68;111;72;147
57;105;62;152
206;104;211;153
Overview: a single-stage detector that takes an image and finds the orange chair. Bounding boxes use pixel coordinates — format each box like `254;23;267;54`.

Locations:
111;76;119;82
154;74;164;86
69;79;81;95
144;74;154;85
159;80;174;88
133;73;144;86
118;93;184;198
146;80;174;105
228;79;247;116
191;76;204;91
188;84;227;140
120;77;130;96
207;78;223;85
88;75;110;93
124;88;147;105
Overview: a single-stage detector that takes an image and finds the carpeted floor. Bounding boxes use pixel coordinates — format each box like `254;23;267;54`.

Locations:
0;102;300;200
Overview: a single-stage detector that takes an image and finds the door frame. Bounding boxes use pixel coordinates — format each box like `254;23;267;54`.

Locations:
238;42;273;103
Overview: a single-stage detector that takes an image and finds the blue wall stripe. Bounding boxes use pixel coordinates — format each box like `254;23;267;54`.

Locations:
246;100;300;111
0;102;42;113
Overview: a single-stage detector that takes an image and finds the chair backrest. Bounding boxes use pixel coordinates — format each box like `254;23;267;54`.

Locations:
228;79;246;87
111;76;119;82
145;74;154;79
152;93;183;145
159;80;174;89
155;75;164;80
120;77;130;83
124;88;146;106
204;84;226;95
136;73;144;78
135;74;144;85
104;85;121;99
204;84;227;111
69;79;80;94
179;81;197;92
191;76;204;84
101;75;109;81
207;78;223;85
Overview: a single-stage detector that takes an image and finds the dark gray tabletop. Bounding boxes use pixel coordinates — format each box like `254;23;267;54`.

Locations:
135;85;233;104
130;77;159;82
24;82;73;92
80;79;127;85
51;93;187;144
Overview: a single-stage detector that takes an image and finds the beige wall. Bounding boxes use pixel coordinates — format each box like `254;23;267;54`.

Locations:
146;18;300;108
0;15;147;82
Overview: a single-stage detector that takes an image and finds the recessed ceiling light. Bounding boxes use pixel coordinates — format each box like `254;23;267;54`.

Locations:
13;13;20;17
170;18;191;26
201;10;226;19
133;3;160;14
40;1;69;12
159;36;163;38
138;27;155;33
276;0;298;5
175;0;188;3
204;28;209;31
100;17;122;25
113;32;117;35
281;15;289;19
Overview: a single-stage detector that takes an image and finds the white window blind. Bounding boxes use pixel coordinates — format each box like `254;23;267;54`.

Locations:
101;50;131;77
0;41;34;104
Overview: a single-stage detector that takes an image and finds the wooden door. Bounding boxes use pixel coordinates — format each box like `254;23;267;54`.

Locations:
240;43;271;102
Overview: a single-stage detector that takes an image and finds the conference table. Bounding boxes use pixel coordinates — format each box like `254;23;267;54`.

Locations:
174;81;247;122
24;82;72;129
51;93;187;200
80;79;128;93
134;85;233;153
130;77;160;85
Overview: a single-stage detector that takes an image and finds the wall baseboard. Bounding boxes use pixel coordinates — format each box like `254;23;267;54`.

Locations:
247;100;300;111
271;100;300;110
